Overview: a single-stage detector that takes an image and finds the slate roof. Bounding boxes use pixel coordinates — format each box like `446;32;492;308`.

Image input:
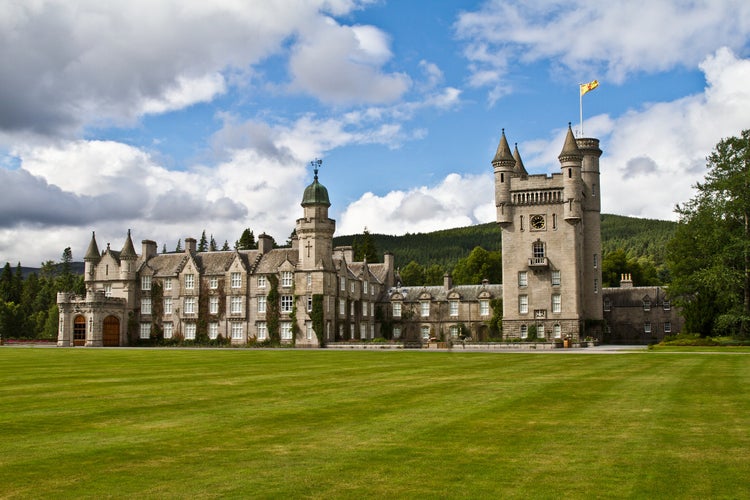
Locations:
393;283;503;302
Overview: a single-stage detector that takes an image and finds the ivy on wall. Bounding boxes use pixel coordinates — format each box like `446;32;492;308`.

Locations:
267;274;280;344
311;294;324;346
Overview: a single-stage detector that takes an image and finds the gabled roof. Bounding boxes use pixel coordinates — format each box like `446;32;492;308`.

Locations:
194;251;239;275
254;248;298;274
391;283;503;302
141;253;189;277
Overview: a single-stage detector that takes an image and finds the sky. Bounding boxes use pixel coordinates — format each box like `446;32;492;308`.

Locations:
2;0;750;266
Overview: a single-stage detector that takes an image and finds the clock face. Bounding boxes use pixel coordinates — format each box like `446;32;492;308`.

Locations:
530;215;545;230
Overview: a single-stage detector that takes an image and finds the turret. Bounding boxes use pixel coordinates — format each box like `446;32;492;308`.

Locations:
558;124;583;222
513;143;528;177
492;129;515;226
576;137;603;212
297;160;335;269
84;231;100;281
119;229;137;280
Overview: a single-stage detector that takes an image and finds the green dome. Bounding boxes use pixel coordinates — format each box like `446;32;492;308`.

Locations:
301;172;331;207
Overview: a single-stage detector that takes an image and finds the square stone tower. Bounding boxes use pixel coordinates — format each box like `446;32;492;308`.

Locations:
493;125;603;341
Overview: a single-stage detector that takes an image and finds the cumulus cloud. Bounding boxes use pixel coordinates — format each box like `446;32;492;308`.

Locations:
338;173;494;235
455;0;750;100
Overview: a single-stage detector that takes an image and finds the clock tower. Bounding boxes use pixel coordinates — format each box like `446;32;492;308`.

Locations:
494;125;603;342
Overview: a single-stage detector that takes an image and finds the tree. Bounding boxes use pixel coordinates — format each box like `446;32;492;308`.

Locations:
353;227;379;263
236;229;256;250
198;231;208;252
162;243;167;254
667;129;750;337
451;247;503;285
209;234;217;252
221;240;230;251
601;249;660;287
399;261;425;286
175;239;182;252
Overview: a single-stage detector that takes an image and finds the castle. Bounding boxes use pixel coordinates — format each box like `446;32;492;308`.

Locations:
57;127;683;347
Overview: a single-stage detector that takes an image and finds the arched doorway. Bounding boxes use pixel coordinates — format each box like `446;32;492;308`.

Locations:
102;316;120;347
73;315;86;346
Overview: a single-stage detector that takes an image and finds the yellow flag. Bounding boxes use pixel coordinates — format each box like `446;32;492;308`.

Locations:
580;80;599;96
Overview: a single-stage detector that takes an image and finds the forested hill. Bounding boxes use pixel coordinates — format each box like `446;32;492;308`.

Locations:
334;213;677;270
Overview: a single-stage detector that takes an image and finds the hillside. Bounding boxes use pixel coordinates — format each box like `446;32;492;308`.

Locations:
334;213;677;271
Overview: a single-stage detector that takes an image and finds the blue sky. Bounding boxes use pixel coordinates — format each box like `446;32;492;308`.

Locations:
2;0;750;265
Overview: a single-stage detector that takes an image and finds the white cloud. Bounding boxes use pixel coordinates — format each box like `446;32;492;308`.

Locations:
338;173;494;235
456;0;750;99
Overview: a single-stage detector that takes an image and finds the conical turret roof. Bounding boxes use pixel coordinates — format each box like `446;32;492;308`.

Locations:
120;229;137;259
513;143;528;176
84;231;100;261
492;129;515;167
558;123;582;162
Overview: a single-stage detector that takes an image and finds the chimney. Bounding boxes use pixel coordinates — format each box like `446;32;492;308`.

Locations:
334;245;354;262
383;252;395;289
620;273;633;288
444;272;453;290
185;238;197;254
291;234;299;250
258;233;273;254
142;240;157;260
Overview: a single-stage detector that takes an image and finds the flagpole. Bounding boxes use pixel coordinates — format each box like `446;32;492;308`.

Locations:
579;85;583;137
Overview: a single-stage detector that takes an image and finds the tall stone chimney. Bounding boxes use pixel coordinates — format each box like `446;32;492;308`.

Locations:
258;233;273;254
185;238;197;254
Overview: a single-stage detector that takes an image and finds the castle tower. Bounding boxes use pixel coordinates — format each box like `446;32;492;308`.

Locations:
494;125;603;342
296;161;335;270
119;229;137;280
84;231;100;283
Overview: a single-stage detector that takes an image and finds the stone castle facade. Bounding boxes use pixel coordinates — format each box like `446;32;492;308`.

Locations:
58;127;683;347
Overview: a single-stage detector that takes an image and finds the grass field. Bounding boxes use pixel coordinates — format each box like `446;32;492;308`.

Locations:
1;348;749;499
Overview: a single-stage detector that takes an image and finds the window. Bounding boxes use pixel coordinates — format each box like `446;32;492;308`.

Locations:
644;322;652;334
164;297;172;314
363;281;368;294
141;275;151;291
594;278;599;294
480;299;490;316
184;274;194;290
306;273;312;289
281;295;293;313
258;276;267;288
421;301;430;317
519;295;529;314
450;325;459;339
421;326;430;340
231;322;243;340
351;281;356;293
184;323;196;340
360;324;367;340
340;277;346;291
281;322;293;340
553;324;561;339
164;278;172;290
257;322;267;340
518;271;528;287
603;298;611;312
350;301;355;316
209;296;219;314
393;326;401;339
393;302;402;318
551;270;561;286
141;297;152;315
230;272;241;289
533;241;545;259
552;294;561;313
307;295;313;312
281;271;293;288
104;284;112;298
140;323;150;339
643;298;651;311
230;296;243;315
520;324;528;338
449;300;459;317
520;215;524;231
184;297;196;314
372;284;378;296
339;299;345;316
537;324;545;339
257;296;266;313
593;254;599;269
210;277;219;289
209;322;219;340
663;300;671;311
552;213;557;230
664;322;672;333
306;321;313;340
163;322;173;339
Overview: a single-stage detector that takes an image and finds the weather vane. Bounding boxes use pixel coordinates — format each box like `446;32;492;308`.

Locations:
310;158;322;179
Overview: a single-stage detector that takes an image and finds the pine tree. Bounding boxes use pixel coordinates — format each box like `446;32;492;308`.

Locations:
221;240;230;251
162;243;167;254
198;230;208;252
237;229;256;250
175;239;182;252
209;234;217;251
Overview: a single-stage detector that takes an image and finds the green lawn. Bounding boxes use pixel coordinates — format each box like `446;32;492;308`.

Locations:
1;348;748;499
